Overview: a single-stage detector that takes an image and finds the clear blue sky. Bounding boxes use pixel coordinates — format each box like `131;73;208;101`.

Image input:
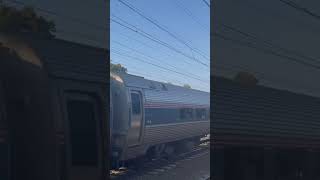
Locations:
111;0;210;92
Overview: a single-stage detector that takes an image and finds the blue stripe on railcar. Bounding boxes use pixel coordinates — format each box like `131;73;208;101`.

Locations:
145;107;209;125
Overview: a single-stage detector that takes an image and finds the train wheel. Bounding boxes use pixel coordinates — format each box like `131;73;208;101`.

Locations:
147;144;166;160
175;140;195;154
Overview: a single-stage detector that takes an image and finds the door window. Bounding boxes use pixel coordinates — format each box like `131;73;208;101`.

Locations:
131;93;141;115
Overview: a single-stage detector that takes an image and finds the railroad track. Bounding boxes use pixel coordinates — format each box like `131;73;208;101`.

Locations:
110;143;210;180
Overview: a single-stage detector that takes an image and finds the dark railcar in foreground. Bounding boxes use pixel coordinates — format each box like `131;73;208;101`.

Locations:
212;76;320;180
110;73;210;164
0;34;109;180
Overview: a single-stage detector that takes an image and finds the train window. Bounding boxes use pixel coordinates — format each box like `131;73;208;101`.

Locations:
196;108;207;120
131;93;141;115
180;108;193;120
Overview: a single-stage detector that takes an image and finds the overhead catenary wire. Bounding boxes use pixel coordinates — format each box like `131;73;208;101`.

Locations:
4;0;209;63
4;0;210;89
117;0;209;63
112;40;205;79
2;0;108;47
111;48;209;84
171;0;210;60
111;59;197;87
3;0;108;32
279;0;320;21
214;32;320;70
111;17;209;67
111;56;210;90
172;0;209;32
111;48;209;85
111;29;193;66
201;0;210;7
213;19;320;85
111;14;206;66
217;21;320;65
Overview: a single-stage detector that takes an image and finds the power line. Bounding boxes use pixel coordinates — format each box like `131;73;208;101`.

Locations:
211;66;285;86
112;55;210;90
279;0;320;21
111;48;209;84
111;59;193;87
56;28;104;44
112;59;182;85
117;0;209;62
111;29;193;66
214;63;266;79
214;32;320;70
213;22;320;85
111;17;209;67
3;0;108;47
173;0;209;32
112;13;209;61
111;29;197;68
111;21;209;62
111;17;202;66
201;0;210;7
117;0;188;47
171;0;210;61
216;21;320;65
112;40;205;79
3;0;108;32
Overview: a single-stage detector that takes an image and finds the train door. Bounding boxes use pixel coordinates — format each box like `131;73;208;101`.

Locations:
127;90;143;146
64;93;103;180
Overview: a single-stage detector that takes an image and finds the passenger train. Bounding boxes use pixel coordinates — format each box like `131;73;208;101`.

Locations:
0;34;109;180
0;34;210;179
110;73;210;164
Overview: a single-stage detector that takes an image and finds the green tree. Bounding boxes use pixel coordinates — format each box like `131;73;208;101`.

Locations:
110;63;127;74
233;71;258;86
0;4;56;37
183;84;191;89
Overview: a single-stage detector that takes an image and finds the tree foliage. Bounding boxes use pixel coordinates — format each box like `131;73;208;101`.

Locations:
110;63;127;74
183;84;191;89
233;71;258;87
0;4;56;37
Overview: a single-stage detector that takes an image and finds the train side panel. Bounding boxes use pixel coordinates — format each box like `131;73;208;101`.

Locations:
142;86;209;145
116;73;210;161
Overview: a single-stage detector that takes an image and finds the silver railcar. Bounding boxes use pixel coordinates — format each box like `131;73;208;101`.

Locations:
0;35;109;180
111;73;210;162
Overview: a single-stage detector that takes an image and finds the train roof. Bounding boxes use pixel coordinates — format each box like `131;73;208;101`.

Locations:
31;38;108;83
212;76;320;147
111;73;210;107
0;34;108;83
